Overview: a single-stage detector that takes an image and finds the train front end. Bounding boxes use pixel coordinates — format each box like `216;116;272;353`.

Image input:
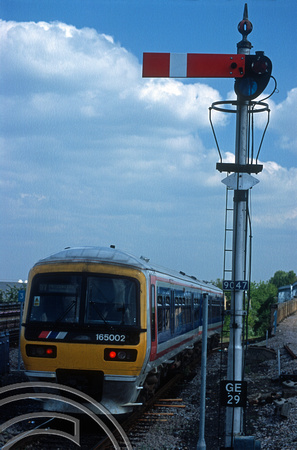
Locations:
20;247;148;414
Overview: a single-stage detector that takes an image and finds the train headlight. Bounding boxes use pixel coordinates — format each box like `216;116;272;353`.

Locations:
104;348;137;362
26;344;57;358
117;351;127;360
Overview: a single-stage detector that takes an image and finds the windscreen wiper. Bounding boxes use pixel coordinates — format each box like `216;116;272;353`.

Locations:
89;301;115;330
55;300;76;323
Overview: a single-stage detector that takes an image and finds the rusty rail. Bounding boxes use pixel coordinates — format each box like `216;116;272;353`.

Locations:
284;344;297;360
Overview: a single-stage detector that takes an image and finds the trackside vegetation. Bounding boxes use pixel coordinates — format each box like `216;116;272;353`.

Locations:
215;270;297;339
0;283;27;303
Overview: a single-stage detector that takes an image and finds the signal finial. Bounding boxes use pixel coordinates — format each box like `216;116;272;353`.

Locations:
237;3;253;51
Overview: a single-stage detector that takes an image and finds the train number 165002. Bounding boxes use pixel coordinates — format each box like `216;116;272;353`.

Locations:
96;333;126;342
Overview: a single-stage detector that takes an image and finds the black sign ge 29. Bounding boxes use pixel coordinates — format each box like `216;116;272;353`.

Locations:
220;380;247;407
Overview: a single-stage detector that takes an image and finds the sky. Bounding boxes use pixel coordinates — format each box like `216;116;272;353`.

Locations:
0;0;296;284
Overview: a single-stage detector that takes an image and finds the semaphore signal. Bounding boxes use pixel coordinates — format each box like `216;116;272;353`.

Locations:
142;3;274;449
143;53;246;78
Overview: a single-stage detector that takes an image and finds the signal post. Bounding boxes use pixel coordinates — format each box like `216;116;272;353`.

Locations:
143;4;272;448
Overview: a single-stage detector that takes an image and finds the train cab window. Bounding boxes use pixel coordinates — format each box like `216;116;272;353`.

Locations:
28;274;82;323
27;273;139;328
85;276;138;326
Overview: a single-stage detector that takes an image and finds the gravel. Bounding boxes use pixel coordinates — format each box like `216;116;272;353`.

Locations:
2;313;297;449
130;313;297;449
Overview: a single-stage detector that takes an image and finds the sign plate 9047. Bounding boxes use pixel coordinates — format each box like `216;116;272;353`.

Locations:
223;280;249;291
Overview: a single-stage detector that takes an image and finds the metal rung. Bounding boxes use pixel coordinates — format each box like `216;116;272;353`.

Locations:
223;185;234;282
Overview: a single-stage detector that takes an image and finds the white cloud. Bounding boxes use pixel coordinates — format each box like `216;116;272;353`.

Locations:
253;162;297;229
0;19;296;282
269;88;297;152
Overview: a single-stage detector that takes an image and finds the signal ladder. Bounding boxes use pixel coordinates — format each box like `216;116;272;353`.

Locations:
223;186;234;285
222;186;249;285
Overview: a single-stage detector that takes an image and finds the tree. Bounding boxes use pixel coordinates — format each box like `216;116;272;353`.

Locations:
0;284;26;303
248;281;277;337
216;269;296;339
269;270;297;289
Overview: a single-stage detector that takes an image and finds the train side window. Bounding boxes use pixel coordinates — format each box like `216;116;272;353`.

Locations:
157;295;163;332
184;294;191;324
164;295;170;331
165;305;170;331
151;284;156;342
175;296;181;328
194;295;200;323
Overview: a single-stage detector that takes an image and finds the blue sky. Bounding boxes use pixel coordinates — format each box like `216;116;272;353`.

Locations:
0;0;296;283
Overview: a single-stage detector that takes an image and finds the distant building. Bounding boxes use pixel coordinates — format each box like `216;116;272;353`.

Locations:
278;283;297;303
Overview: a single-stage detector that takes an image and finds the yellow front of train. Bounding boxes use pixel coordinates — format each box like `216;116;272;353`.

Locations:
21;258;149;414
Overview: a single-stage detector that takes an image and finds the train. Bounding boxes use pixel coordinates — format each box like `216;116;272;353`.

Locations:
20;246;224;414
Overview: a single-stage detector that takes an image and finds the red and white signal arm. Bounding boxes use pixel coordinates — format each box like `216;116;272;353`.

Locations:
143;53;246;78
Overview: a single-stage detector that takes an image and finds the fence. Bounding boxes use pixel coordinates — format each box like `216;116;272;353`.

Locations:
271;297;297;329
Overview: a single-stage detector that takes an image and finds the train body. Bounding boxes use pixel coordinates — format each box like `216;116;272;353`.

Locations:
21;246;224;414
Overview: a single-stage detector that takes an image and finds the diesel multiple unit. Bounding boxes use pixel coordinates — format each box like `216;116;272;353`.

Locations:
21;246;224;414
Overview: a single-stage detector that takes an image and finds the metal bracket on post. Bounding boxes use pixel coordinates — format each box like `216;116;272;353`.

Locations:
209;100;270;176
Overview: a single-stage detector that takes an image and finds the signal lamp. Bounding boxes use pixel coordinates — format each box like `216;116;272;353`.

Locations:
109;351;117;359
235;52;272;101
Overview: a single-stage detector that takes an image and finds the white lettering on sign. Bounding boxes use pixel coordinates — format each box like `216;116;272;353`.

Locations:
220;380;247;407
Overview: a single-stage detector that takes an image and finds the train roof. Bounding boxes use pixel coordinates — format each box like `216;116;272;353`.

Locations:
34;246;222;293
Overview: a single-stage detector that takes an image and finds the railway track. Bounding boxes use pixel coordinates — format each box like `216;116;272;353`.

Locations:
91;372;185;449
0;355;200;449
1;324;220;449
0;373;186;449
0;302;21;345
